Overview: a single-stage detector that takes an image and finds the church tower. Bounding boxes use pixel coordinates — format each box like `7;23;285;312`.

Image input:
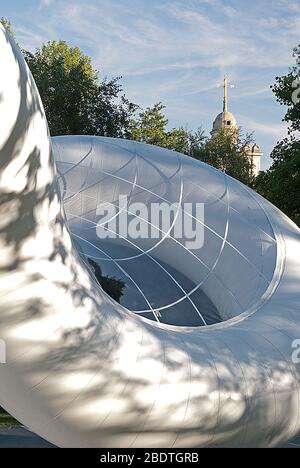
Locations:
211;76;263;177
211;76;238;137
250;143;263;176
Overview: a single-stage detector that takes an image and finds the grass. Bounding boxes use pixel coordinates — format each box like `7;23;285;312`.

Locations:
0;407;20;426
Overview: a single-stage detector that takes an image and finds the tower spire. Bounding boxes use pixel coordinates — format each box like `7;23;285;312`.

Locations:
223;75;228;112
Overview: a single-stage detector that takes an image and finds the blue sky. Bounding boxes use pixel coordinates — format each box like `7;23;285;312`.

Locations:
2;0;299;169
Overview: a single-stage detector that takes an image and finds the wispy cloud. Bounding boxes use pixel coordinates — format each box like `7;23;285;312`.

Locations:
2;0;299;168
241;119;288;139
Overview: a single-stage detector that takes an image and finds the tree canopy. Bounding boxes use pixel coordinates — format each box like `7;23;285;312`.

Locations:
255;44;300;226
192;128;254;185
23;41;138;137
131;102;190;153
0;17;15;40
270;44;300;134
256;138;300;225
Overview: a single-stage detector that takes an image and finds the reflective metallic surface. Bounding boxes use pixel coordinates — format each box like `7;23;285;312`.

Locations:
53;135;278;327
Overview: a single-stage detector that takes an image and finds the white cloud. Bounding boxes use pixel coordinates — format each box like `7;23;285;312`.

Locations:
244;120;288;139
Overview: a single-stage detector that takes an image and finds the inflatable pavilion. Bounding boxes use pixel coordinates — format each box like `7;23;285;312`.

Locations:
1;25;300;448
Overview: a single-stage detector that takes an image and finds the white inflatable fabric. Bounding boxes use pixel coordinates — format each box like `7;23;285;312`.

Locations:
1;25;300;448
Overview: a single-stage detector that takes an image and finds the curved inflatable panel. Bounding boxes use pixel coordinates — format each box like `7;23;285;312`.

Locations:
1;25;300;448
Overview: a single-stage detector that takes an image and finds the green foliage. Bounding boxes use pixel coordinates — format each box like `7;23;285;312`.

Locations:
194;128;254;185
131;102;190;153
23;41;95;135
23;41;138;137
185;127;207;158
270;44;300;133
88;259;125;303
255;138;300;226
255;45;300;226
0;406;20;426
0;17;15;40
1;16;19;49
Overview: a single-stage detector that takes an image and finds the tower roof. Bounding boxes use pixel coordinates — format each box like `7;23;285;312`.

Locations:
212;111;237;134
252;143;262;154
211;76;237;136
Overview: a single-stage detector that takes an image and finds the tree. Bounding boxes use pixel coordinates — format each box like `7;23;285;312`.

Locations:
23;41;138;137
185;127;207;159
255;137;300;226
270;44;300;134
131;102;190;153
89;77;138;138
0;17;15;40
255;45;300;226
194;127;254;185
88;259;125;303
